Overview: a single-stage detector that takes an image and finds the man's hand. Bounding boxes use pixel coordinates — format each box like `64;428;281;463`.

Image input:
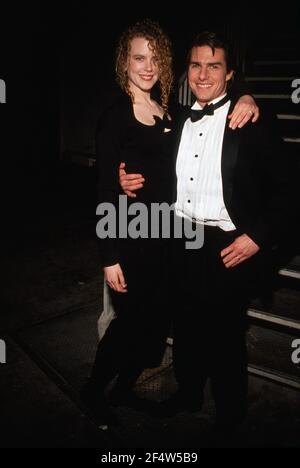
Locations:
119;162;145;198
104;263;127;293
221;234;260;268
228;95;259;129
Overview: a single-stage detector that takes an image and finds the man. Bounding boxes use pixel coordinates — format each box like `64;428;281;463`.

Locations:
119;32;295;430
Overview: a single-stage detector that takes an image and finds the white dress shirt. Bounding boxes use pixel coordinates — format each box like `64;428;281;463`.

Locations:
175;94;236;231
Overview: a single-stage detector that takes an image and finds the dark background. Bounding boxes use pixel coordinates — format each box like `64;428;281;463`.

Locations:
1;1;300;237
0;2;299;448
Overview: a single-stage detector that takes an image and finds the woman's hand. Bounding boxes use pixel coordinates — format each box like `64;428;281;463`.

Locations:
104;263;128;293
228;95;259;129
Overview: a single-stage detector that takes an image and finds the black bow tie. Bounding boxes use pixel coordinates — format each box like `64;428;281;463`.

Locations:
190;94;230;122
190;104;214;122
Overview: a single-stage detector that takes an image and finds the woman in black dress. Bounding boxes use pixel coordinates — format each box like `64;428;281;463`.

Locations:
82;19;174;428
82;19;259;429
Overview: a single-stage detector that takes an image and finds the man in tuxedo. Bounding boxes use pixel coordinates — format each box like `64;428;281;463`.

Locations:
119;32;295;429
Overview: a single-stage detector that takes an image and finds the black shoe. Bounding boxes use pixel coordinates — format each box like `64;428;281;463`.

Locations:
108;386;162;415
80;383;118;430
157;391;203;418
208;412;246;446
108;387;139;407
214;408;247;432
213;421;240;435
205;421;242;448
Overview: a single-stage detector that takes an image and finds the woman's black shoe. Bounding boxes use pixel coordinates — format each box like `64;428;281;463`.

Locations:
80;383;118;430
108;387;145;409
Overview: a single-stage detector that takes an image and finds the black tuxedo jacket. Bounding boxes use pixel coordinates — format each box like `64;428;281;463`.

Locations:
172;100;297;250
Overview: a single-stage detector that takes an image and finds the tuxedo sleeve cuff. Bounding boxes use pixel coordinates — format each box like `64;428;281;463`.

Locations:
245;223;271;250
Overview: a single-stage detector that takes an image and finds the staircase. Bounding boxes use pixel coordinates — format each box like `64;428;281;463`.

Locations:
244;38;300;390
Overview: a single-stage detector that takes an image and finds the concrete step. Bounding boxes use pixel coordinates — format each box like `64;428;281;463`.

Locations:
0;336;109;448
276;115;300;138
246;258;300;385
248;61;300;77
253;97;300;116
248;46;300;61
251;283;300;324
246;78;298;95
280;256;300;280
247;323;300;388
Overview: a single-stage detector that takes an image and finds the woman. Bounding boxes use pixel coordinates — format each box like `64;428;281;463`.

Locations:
82;19;258;429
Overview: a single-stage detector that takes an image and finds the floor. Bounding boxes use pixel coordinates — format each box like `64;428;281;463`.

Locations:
1;165;300;448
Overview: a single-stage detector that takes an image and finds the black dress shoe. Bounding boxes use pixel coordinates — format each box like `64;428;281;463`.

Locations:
80;383;118;430
214;408;247;432
208;412;246;446
205;420;244;448
157;391;203;418
108;387;146;409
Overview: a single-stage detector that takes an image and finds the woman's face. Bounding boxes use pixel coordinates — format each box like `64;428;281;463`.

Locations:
126;37;159;94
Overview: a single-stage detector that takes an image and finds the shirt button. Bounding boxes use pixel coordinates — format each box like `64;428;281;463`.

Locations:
190;177;194;181
199;133;203;136
187;200;191;203
195;154;198;158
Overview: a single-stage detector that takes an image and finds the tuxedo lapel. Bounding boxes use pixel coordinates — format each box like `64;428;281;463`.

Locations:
221;103;242;208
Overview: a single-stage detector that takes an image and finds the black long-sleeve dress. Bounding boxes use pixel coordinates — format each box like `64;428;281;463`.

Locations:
91;92;175;385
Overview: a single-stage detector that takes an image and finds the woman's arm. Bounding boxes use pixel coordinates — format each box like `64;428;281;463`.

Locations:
228;95;259;129
95;105;122;268
228;73;259;129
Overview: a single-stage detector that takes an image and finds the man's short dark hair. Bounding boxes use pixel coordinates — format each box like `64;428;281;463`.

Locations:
187;31;236;72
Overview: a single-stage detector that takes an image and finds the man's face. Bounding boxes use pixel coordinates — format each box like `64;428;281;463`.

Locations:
126;37;159;94
188;46;234;105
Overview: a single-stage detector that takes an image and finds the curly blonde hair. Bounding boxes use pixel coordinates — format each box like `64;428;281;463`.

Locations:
115;19;173;112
